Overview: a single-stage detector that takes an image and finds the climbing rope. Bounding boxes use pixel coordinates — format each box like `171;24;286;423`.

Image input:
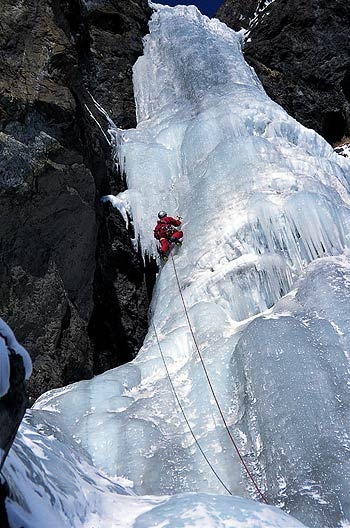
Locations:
170;253;269;504
152;321;233;495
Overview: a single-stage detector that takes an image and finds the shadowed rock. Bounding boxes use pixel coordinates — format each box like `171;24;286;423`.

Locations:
215;0;260;31
216;0;350;144
0;0;152;403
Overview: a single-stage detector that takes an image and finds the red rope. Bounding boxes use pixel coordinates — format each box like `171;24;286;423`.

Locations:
152;321;233;495
170;253;269;504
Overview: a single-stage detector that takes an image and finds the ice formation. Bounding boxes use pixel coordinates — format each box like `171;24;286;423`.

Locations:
5;3;350;527
6;419;307;527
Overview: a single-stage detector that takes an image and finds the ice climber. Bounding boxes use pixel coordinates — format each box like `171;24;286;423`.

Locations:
154;211;183;261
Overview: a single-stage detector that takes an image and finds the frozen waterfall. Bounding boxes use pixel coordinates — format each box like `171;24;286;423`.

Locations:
6;3;350;527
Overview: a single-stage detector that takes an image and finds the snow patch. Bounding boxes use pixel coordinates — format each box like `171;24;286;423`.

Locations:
0;318;32;397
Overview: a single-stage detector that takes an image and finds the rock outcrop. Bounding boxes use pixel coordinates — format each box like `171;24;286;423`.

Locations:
215;0;260;31
0;0;152;403
216;0;350;145
90;202;149;374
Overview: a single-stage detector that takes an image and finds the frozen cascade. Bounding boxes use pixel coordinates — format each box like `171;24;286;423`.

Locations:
110;5;350;323
6;3;350;527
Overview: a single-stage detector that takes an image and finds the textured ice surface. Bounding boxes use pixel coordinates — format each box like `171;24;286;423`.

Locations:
4;418;134;528
231;257;350;527
0;318;32;397
7;2;350;527
113;6;350;329
5;420;307;528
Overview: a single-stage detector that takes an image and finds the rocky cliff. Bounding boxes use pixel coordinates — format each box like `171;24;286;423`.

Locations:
0;0;152;403
216;0;350;145
215;0;260;31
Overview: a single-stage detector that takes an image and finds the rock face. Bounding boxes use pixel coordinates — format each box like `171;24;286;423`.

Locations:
0;0;152;403
215;0;260;31
216;0;350;145
90;202;149;374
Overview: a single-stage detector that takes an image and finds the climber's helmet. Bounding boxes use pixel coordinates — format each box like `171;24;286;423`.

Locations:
158;211;167;219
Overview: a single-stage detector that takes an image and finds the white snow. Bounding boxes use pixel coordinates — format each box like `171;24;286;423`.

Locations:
0;318;32;397
335;143;350;159
247;0;277;35
6;421;307;527
101;194;131;228
4;2;350;527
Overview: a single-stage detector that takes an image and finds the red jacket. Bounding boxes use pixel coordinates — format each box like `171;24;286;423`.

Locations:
154;216;181;240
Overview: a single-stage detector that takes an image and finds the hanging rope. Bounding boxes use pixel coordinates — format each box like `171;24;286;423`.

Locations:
170;253;269;504
152;321;233;495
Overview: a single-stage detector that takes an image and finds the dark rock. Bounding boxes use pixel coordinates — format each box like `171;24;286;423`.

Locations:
215;0;260;31
89;202;149;373
0;477;9;528
0;133;96;403
84;0;151;128
216;0;350;144
0;0;152;403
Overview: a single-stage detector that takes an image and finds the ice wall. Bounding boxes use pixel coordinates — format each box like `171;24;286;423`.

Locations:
7;3;350;528
112;4;350;322
231;257;350;526
6;418;308;528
